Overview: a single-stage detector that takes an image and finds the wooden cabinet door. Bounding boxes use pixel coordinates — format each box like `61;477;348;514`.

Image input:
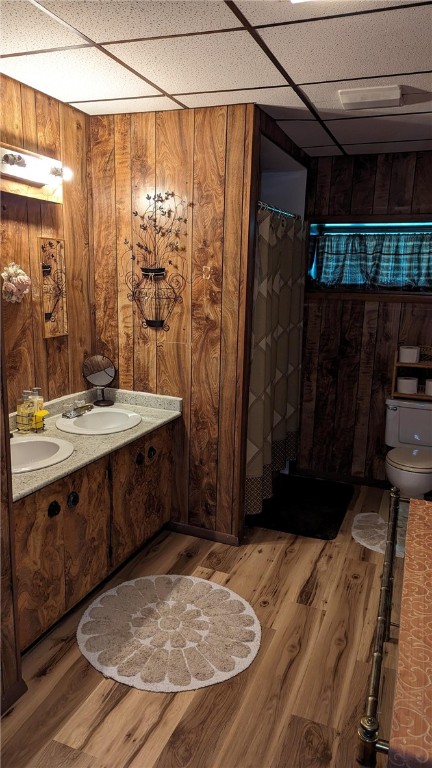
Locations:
144;424;173;535
64;457;110;611
111;424;173;569
111;436;148;568
14;458;111;649
14;480;67;650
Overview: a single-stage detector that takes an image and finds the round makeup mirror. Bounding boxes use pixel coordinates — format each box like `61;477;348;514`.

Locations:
82;355;116;406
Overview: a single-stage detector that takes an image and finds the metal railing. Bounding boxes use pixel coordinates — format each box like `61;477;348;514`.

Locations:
357;486;401;767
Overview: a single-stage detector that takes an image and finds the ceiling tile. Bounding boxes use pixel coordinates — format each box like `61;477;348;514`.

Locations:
0;0;86;54
236;0;423;26
302;74;432;120
328;112;432;144
106;31;286;93
179;86;311;118
277;120;332;147
343;139;432;154
0;48;159;102
38;0;239;42
260;6;432;84
70;96;182;116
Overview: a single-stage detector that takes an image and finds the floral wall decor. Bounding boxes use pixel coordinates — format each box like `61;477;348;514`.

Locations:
124;191;188;331
38;237;68;338
1;262;31;303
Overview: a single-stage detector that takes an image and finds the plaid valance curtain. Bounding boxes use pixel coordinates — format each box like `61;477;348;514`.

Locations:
312;233;432;289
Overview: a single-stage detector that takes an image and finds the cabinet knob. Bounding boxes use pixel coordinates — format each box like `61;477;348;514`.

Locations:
48;500;61;518
147;446;157;460
136;451;145;466
67;491;80;508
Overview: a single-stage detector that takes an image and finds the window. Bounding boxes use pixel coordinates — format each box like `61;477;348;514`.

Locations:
308;223;432;291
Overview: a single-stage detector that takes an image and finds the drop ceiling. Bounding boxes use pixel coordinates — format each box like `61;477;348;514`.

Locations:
1;0;431;157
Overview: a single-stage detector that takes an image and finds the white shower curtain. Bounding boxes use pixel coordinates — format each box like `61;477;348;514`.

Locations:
245;209;306;516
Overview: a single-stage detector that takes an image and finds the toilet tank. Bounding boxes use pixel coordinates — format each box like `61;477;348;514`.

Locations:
385;398;432;448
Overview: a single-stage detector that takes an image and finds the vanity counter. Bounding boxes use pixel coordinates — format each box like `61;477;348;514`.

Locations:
10;388;182;502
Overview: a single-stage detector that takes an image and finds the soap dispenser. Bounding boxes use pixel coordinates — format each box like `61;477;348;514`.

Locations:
16;391;34;433
31;387;43;411
30;387;48;431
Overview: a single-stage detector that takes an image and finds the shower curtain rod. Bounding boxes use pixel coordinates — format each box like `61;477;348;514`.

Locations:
258;200;301;220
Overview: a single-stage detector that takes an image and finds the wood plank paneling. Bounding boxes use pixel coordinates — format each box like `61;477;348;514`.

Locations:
91;114;118;369
303;149;432;483
312;300;342;472
60;103;93;393
114;114;134;391
131;112;157;392
217;105;246;535
412;151;432;213
373;154;393;215
351;155;377;215
329;156;353;216
351;302;379;478
232;104;260;540
314;157;332;216
1;340;26;712
189;107;227;530
155;109;194;523
332;300;363;475
387;153;417;214
299;294;432;484
2;74;93;410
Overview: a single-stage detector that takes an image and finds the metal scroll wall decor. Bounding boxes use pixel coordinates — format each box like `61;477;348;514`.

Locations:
124;191;188;331
38;237;68;338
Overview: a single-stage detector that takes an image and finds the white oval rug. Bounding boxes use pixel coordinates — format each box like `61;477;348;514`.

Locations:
351;508;408;558
77;575;261;692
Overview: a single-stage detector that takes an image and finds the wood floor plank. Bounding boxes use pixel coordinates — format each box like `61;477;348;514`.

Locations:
2;486;399;768
272;715;336;768
55;680;196;768
212;603;323;768
27;739;106;768
151;627;276;768
292;557;377;731
1;658;101;768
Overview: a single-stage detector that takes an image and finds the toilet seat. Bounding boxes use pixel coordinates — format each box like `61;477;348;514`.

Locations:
386;447;432;473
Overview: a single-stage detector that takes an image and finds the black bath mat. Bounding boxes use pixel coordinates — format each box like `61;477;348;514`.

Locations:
245;474;354;540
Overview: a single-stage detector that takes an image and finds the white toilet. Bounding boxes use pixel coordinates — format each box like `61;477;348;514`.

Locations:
385;398;432;499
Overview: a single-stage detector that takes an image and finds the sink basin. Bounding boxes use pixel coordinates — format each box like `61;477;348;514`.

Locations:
11;435;74;474
55;407;142;435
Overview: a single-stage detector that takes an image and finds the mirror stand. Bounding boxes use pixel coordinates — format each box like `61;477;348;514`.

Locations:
82;354;116;407
94;387;114;407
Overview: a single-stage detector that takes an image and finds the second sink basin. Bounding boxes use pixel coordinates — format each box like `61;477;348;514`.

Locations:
11;435;74;474
56;407;142;435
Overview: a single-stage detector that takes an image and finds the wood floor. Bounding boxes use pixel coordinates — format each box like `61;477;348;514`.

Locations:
2;484;402;768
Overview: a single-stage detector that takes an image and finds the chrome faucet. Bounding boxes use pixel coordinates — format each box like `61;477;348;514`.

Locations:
62;403;94;419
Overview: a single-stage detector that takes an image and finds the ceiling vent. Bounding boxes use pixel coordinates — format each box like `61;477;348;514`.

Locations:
338;85;402;110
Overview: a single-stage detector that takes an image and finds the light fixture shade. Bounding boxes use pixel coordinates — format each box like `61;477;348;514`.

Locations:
338;85;402;110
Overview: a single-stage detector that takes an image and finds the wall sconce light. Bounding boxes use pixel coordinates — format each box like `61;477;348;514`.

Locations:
0;143;72;204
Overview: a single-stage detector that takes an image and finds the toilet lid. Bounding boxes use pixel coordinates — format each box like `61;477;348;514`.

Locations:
387;447;432;473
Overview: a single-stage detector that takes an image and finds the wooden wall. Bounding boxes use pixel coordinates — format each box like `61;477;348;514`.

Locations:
299;151;432;483
0;75;94;411
306;151;432;218
89;105;259;538
0;74;265;539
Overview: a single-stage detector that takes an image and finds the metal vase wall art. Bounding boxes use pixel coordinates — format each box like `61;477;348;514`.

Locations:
38;237;68;337
124;191;188;331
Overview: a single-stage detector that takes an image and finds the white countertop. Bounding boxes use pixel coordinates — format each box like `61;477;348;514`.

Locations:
10;388;182;502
